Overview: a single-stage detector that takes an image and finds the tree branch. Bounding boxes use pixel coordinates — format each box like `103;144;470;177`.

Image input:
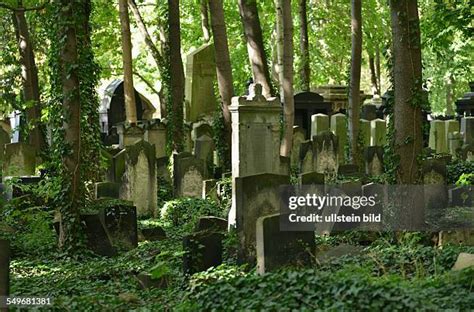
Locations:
0;2;47;12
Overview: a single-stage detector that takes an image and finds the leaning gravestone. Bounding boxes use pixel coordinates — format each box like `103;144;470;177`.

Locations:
2;142;36;176
0;239;10;305
114;140;157;216
313;131;338;178
195;216;228;232
184;43;218;122
299;171;324;185
256;214;314;274
229;173;290;264
173;153;207;198
429;120;447;153
361;104;377;121
371;119;386;146
182;231;223;274
330;113;347;164
230;84;282;178
117;124;145;149
99;202;138;251
202;179;217;200
310;113;329;139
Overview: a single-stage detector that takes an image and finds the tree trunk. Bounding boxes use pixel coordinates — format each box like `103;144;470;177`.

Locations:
369;52;379;96
119;0;137;124
209;0;233;163
348;0;362;165
445;74;455;116
298;0;310;92
376;45;381;94
12;3;45;151
57;0;83;249
238;0;273;98
200;0;211;42
275;0;294;157
390;0;423;185
168;0;185;152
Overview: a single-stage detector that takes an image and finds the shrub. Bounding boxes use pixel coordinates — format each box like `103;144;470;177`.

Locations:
447;159;474;185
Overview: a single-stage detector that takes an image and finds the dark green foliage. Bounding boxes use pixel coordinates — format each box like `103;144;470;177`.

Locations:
160;198;224;228
447;159;474;185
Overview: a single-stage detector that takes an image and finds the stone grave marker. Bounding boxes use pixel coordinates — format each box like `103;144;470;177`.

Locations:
330;113;347;164
2;142;36;176
298;171;324;185
423;158;448;210
293;91;333;139
145;119;167;159
337;164;360;176
460;144;474;161
448;132;463;158
99;202;138;251
299;141;314;173
184;43;218;122
310;113;329;138
429;120;448;153
230;84;282;178
202;179;217;200
291;126;306;167
182;231;223;274
256;214;314;274
194;135;214;165
195;216;228;232
114;140;157;216
156;157;171;183
0;239;10;302
361;104;377;121
81;214;117;256
370;119;386;146
95;182;120;199
313;131;338;178
461;116;474;145
140;226;167;242
365;146;384;176
173;153;207;198
445;119;459;145
360;119;371;147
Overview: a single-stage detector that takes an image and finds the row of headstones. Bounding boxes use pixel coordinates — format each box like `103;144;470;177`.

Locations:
429;117;474;160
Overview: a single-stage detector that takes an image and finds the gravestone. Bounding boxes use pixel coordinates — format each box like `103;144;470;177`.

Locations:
449;186;473;207
114;140;157;216
360;119;371;147
99;202;138;251
299;141;314;173
229;173;290;264
365;146;384;176
338;164;360;176
371;119;386;146
461;116;474;145
445;119;459;146
202;179;217;200
193;123;213;141
256;214;314;274
230;84;282;178
117;124;145;149
182;231;223;274
156;157;171;183
429;120;448;153
194;135;214;165
310;114;329;139
423;158;448;210
294;91;332;139
448;132;463;158
299;171;324;185
330;113;347;164
313;131;338;178
455;82;474;116
81;214;117;256
2;142;36;176
195;216;227;232
184;43;218;122
0;239;10;303
145;119;167;159
291;126;306;167
460;144;474;161
439;230;474;246
173;153;207;198
140;226;167;241
361;104;377;121
95;182;120;199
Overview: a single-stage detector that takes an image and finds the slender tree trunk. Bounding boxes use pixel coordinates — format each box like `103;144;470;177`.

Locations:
445;74;455;116
238;0;273;98
209;0;233;162
369;52;379;95
298;0;310;91
200;0;211;42
348;0;362;165
376;45;381;94
119;0;137;124
390;0;423;184
12;3;45;151
168;0;185;152
58;0;83;249
275;0;294;157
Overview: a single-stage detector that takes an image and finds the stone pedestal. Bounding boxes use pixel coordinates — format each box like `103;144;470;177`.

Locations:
2;142;36;176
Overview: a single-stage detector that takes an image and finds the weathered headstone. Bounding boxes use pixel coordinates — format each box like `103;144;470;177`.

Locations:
256;214;314;274
0;239;10;304
117;124;145;149
452;253;474;271
448;132;463;158
299;171;324;185
194;135;214;165
439;230;474;246
145;120;167;159
99;202;138;251
337;164;360;176
195;216;227;232
461;116;474;145
423;158;448;210
361;104;377;121
429;120;448;153
460;144;474;161
370;119;386;146
294;91;333;139
156;156;171;183
202;179;217;200
449;186;473;207
81;214;117;256
95;182;120;199
299;141;314;173
183;231;223;274
140;226;167;241
2;142;36;176
114;140;157;216
230;84;282;178
365;146;384;176
184;43;218;122
291;126;306;167
173;153;207;198
359;119;371;147
310;113;329;138
313;131;338;177
229;173;290;264
330;113;347;164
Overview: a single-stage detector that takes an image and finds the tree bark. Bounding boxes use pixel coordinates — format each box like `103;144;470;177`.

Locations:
390;0;423;184
119;0;137;124
238;0;273;98
445;74;455;116
369;52;380;95
348;0;362;165
376;45;381;94
209;0;233;160
57;0;83;249
298;0;310;92
12;3;45;151
168;0;185;152
200;0;211;42
275;0;294;157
